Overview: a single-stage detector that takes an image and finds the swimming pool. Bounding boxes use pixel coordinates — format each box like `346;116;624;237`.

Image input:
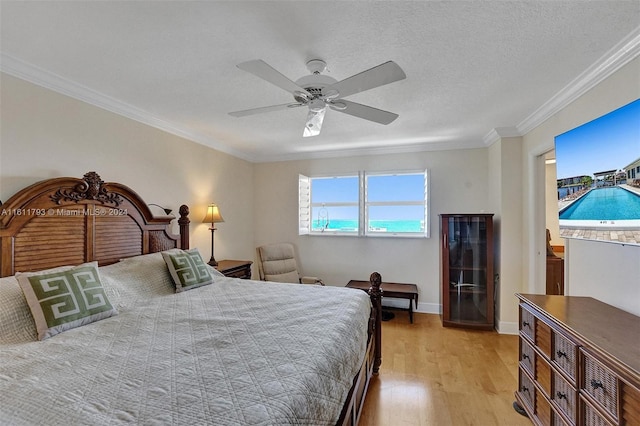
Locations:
559;187;640;228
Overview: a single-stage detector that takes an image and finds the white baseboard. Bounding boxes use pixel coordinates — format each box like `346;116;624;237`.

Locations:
416;302;519;335
390;301;519;335
416;302;441;315
496;320;519;335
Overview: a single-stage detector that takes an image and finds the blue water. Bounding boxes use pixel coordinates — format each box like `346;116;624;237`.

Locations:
312;219;424;232
559;187;640;220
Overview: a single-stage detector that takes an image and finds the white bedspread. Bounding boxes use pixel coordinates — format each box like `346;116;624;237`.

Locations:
0;262;371;426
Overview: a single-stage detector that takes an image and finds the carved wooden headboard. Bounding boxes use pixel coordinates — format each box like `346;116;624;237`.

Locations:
0;172;189;277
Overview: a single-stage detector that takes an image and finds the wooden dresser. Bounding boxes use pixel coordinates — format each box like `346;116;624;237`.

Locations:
514;294;640;425
215;260;252;279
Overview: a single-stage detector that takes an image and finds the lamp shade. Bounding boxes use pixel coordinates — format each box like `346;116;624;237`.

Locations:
202;204;224;224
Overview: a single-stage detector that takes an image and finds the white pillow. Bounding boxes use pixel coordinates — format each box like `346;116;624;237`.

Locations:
162;248;215;292
16;262;117;340
100;251;179;305
0;275;38;344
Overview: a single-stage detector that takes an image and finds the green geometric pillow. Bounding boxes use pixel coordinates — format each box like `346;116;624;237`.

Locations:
16;262;117;340
162;249;215;292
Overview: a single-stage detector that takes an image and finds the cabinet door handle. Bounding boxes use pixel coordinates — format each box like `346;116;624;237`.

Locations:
522;321;530;328
590;379;604;390
521;385;529;393
556;350;567;359
522;354;530;360
556;391;567;400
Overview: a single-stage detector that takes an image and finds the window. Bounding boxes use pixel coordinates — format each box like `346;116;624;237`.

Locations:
365;172;428;236
299;174;360;235
299;170;429;237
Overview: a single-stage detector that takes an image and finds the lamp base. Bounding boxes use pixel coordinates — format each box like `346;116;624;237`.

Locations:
208;258;218;267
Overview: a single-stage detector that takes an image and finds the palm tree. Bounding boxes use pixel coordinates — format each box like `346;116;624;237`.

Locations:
581;175;593;189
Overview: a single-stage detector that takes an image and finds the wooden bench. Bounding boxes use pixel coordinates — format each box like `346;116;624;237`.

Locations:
347;279;419;323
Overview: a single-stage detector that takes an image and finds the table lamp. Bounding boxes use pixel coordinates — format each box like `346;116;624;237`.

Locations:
202;203;224;266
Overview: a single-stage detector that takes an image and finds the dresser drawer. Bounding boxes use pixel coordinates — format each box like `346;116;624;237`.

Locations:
553;332;578;382
515;294;640;426
582;397;615;426
582;350;619;421
553;412;570;426
520;306;535;341
520;338;535;374
553;371;577;422
518;367;535;410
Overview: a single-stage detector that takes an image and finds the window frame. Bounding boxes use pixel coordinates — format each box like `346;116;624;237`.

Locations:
364;170;430;238
299;169;430;238
314;173;360;235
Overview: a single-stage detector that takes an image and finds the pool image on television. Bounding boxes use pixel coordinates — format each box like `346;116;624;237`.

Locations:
554;98;640;246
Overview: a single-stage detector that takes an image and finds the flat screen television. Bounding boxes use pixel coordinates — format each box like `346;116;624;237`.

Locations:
554;98;640;246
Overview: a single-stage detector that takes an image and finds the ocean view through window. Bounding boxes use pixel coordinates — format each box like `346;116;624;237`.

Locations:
365;172;427;235
311;175;359;234
299;170;429;237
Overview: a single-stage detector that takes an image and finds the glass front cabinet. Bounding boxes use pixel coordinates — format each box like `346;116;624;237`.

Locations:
439;214;494;330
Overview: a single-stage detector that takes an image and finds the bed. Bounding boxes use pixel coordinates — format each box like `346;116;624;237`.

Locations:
0;172;382;426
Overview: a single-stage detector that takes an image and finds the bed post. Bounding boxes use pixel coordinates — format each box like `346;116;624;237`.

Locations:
369;271;383;374
178;204;190;249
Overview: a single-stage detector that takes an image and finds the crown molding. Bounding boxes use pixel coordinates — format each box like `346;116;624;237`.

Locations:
516;26;640;135
254;139;485;163
0;52;488;163
0;53;254;162
483;126;521;146
483;27;640;147
2;26;639;163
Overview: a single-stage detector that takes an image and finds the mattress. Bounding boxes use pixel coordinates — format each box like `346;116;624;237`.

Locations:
0;253;371;425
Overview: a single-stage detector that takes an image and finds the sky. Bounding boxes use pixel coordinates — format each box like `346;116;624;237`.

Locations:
311;174;425;220
555;98;640;179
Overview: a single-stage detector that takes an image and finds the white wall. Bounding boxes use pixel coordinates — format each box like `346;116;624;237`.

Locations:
3;54;638;327
565;239;640;315
521;57;640;316
253;149;490;314
0;72;492;319
0;73;256;263
488;136;524;334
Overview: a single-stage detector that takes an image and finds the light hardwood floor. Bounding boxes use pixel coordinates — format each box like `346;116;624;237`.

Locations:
360;312;531;426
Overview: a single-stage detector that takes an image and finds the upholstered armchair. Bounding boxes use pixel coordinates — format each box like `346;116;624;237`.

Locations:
256;243;324;285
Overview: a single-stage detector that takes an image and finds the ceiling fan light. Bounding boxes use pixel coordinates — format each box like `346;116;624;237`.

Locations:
308;99;326;113
231;58;404;136
303;108;326;137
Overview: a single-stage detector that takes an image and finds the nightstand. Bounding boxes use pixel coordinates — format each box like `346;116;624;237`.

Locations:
215;260;252;279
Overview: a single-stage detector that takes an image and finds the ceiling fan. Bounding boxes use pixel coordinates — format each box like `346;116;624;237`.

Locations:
229;59;406;137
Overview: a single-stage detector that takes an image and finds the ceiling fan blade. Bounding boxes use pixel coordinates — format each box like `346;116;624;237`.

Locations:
229;102;303;117
332;100;399;125
329;61;406;98
303;108;326;137
237;59;312;99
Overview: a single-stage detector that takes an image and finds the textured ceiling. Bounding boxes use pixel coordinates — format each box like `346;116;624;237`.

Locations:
1;1;639;162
